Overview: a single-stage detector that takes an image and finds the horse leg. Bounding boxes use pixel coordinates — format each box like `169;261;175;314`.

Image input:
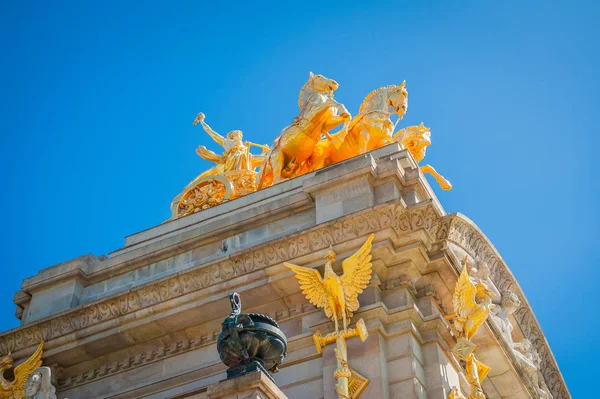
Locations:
270;151;287;185
356;126;371;155
321;114;348;133
257;156;273;189
421;165;452;190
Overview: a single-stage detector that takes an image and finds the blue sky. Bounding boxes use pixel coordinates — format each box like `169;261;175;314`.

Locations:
1;1;598;396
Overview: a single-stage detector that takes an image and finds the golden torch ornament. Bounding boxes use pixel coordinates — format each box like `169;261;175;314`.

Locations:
285;234;374;399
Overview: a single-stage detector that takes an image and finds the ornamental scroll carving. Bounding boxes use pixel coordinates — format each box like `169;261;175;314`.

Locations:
0;202;415;356
0;203;568;399
441;216;569;399
60;305;314;390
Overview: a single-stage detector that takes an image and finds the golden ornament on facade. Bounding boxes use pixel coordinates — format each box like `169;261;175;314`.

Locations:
286;234;374;399
446;257;495;399
0;341;43;399
171;73;453;218
284;234;374;333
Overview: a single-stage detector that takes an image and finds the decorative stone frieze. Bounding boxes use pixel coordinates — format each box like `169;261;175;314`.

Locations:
439;214;569;399
0;201;569;398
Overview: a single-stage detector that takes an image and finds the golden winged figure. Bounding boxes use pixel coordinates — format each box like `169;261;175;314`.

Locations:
0;341;43;399
285;234;374;333
450;258;495;341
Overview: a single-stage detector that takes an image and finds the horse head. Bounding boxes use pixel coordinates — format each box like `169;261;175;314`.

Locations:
309;72;339;95
299;72;339;108
395;122;431;163
387;81;408;117
357;82;408;117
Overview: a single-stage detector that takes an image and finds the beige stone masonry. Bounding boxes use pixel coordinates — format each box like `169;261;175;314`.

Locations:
0;144;570;399
206;371;289;399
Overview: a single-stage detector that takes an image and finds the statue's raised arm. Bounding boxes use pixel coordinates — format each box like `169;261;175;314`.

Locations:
193;112;225;147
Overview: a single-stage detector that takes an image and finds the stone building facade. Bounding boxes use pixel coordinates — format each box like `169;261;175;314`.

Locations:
3;144;569;398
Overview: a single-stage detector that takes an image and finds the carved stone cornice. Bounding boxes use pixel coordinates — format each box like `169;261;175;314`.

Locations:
58;334;216;390
0;202;568;399
0;202;417;357
437;213;570;399
57;302;318;391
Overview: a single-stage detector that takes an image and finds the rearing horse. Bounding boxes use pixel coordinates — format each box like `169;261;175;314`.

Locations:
312;83;408;168
257;72;351;189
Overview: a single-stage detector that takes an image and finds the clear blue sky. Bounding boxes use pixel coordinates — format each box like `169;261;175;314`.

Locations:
1;1;598;396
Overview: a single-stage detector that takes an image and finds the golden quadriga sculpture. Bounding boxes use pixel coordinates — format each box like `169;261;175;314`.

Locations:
0;342;43;399
446;257;496;399
171;73;451;218
258;72;351;188
285;234;374;399
311;82;408;169
170;113;269;218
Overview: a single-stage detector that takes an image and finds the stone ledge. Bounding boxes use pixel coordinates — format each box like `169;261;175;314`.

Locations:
15;144;425;299
207;370;288;399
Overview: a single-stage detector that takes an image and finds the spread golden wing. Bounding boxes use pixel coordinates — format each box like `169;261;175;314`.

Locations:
453;265;477;333
340;234;374;314
196;145;223;164
13;341;43;393
284;263;332;319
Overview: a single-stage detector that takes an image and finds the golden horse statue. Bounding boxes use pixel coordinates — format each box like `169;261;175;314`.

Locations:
394;123;452;190
257;72;351;189
312;83;408;169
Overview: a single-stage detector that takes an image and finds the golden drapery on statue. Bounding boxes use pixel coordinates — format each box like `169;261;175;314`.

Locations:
170;113;269;218
170;72;452;219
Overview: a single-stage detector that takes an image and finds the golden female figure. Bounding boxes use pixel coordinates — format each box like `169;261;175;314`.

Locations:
170;114;268;218
191;112;268;182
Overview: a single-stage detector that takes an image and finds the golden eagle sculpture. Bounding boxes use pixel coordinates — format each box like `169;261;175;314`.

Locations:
451;257;496;341
0;341;43;399
285;234;374;333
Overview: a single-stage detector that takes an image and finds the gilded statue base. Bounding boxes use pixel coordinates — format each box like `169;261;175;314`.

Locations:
312;319;369;399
